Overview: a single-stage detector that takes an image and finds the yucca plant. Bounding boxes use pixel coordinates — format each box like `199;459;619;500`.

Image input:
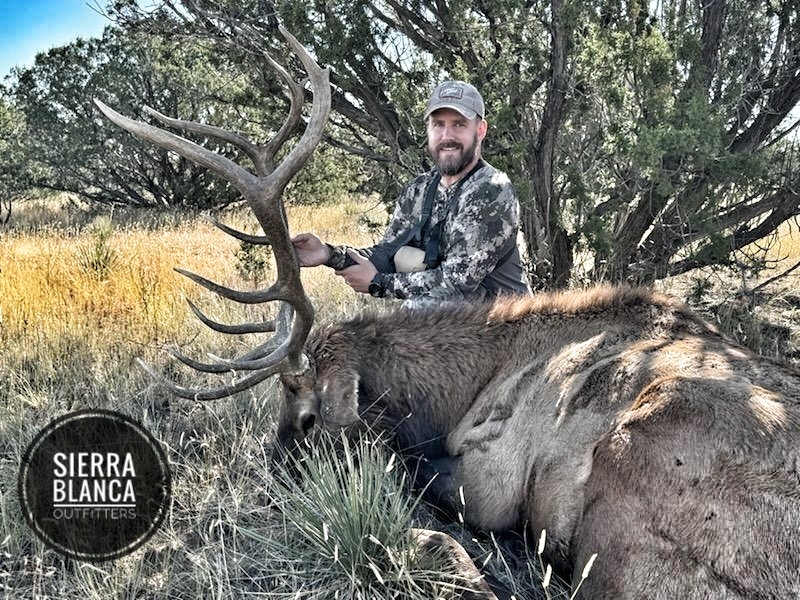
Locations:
76;215;118;280
249;431;488;599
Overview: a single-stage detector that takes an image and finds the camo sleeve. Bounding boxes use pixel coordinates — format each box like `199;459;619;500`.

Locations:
381;164;520;300
325;175;427;272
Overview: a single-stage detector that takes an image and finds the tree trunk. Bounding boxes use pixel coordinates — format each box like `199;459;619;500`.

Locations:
525;0;574;289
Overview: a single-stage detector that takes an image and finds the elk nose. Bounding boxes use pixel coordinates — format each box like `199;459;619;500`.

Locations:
296;406;319;436
275;405;319;449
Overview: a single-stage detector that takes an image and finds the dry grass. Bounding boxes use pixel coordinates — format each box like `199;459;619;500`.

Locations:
0;196;387;343
657;217;800;363
763;218;800;264
0;196;391;450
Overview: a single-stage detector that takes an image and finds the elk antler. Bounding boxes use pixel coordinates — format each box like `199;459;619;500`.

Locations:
94;25;330;400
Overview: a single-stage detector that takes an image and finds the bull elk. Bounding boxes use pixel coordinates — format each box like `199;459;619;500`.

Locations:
96;26;800;600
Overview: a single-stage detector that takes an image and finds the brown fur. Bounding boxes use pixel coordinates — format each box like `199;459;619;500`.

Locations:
277;286;800;599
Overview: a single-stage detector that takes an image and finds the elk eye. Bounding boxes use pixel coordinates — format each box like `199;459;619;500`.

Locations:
300;414;316;434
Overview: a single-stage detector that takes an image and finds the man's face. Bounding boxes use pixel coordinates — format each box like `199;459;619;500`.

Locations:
426;108;487;177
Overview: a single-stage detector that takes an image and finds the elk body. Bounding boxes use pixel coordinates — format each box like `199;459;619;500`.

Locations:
277;287;800;599
96;25;800;600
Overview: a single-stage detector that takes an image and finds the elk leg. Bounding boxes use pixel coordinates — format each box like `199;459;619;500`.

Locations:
410;528;498;600
412;454;465;515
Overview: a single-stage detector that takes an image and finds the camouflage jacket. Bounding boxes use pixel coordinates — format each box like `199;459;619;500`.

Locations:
327;159;531;301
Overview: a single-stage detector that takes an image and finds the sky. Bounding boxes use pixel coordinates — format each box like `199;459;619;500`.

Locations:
0;0;111;78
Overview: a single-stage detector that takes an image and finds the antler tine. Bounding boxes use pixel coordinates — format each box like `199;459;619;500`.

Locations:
205;215;271;245
168;302;292;374
268;26;331;192
98;26;330;399
166;341;282;373
141;105;268;176
174;267;284;304
185;299;276;335
260;52;306;168
94;98;260;199
139;46;306;179
135;357;287;401
166;347;233;374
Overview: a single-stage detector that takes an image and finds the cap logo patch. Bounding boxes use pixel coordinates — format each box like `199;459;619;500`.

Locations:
438;85;464;100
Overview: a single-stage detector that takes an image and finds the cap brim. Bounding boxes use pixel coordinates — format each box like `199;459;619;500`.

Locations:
424;103;479;120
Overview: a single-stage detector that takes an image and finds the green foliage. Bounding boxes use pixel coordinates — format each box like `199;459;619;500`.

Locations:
266;429;568;598
1;25;360;209
561;1;800;282
287;143;367;205
0;93;27;211
3;29;241;207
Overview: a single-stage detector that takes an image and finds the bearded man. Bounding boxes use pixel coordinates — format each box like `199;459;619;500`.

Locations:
292;81;532;302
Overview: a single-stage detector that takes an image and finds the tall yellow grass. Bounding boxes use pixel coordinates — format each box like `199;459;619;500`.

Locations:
0;198;386;347
764;218;800;265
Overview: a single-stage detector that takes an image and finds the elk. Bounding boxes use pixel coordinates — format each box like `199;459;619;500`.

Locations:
96;27;800;600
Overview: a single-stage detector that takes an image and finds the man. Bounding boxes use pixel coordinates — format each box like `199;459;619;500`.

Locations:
292;80;532;302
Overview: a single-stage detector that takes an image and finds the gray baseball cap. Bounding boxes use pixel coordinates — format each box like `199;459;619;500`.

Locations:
424;81;485;120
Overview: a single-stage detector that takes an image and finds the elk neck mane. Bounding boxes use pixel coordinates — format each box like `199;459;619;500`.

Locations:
487;284;711;327
309;285;721;347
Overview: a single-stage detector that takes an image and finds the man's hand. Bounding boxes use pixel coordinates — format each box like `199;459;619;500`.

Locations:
337;249;378;293
291;233;330;267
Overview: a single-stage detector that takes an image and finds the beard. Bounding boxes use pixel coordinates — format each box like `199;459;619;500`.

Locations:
430;133;479;176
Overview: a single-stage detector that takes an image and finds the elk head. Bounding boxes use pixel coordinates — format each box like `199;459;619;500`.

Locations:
94;25;329;400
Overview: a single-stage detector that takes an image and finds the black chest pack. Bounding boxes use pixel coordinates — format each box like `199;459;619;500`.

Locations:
403;159;486;270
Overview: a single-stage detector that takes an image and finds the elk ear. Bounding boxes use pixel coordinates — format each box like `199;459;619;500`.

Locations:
318;367;360;428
